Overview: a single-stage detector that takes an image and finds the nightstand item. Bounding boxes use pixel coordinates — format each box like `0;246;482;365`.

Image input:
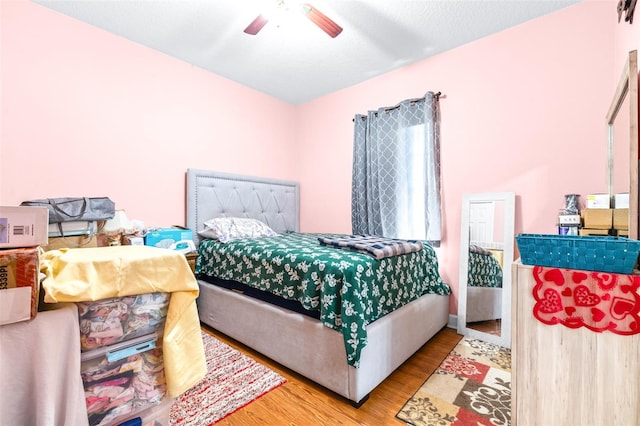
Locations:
185;252;198;275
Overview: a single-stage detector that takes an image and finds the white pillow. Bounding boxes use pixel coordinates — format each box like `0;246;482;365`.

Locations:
198;217;278;243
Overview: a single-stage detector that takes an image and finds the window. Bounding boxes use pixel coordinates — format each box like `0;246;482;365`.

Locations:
352;92;441;242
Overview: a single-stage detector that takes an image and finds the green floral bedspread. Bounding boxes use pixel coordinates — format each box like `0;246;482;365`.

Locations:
468;251;503;288
196;232;450;367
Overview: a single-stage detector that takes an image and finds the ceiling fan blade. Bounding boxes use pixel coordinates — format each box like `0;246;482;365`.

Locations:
244;14;268;35
301;3;343;38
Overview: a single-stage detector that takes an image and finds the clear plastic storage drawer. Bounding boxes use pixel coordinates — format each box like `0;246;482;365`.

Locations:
77;292;170;351
115;395;174;426
81;333;167;426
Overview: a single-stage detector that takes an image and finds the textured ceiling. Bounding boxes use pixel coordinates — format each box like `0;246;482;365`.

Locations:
33;0;581;105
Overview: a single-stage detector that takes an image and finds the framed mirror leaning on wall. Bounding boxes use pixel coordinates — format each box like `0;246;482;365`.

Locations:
607;49;638;238
457;192;515;348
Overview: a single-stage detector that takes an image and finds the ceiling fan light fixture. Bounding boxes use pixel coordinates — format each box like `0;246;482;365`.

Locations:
243;0;295;35
301;3;343;38
243;1;343;38
243;14;268;35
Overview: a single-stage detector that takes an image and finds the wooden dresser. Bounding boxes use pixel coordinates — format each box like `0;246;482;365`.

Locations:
511;261;640;426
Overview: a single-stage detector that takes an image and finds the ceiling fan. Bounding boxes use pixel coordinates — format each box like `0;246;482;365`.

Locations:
243;1;343;38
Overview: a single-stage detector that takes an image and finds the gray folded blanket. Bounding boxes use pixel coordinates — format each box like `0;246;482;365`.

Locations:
469;244;492;256
317;234;424;260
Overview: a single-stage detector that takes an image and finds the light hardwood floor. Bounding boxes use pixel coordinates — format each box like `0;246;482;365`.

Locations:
202;324;462;426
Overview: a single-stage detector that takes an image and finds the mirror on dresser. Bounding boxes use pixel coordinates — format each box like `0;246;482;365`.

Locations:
607;49;638;238
457;192;515;348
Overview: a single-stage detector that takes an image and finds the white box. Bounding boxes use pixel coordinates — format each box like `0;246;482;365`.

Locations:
586;194;611;209
48;221;95;237
0;206;49;248
0;287;35;326
614;193;630;209
558;214;581;225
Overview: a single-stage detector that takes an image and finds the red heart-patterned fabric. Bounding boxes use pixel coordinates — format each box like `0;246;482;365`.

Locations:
532;266;640;334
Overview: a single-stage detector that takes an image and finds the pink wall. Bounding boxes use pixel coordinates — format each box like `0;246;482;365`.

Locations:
2;1;638;316
613;0;640;77
1;1;297;227
297;0;638;313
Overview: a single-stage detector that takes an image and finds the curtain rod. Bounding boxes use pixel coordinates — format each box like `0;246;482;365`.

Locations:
352;91;442;122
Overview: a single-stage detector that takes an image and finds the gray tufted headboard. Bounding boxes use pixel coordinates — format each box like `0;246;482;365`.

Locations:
186;169;300;247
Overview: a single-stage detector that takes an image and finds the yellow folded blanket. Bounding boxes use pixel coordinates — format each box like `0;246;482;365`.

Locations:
40;245;206;398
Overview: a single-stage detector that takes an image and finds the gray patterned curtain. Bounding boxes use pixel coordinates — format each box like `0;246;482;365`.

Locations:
351;91;441;243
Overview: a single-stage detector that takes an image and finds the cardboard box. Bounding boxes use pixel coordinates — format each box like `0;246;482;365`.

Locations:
122;235;144;246
41;234;98;251
613;208;629;230
145;227;193;249
0;206;49;248
579;228;612;236
586;194;611;209
615;193;630;209
0;247;40;325
581;208;613;229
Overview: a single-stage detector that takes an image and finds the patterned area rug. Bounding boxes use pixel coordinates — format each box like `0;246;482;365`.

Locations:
170;331;286;425
396;337;511;426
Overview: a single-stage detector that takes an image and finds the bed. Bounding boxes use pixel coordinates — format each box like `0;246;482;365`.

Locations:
466;246;503;323
186;168;451;406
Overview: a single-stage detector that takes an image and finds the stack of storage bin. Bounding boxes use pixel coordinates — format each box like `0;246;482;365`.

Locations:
78;292;173;426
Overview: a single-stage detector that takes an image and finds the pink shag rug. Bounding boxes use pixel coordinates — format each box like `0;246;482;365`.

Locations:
169;331;286;425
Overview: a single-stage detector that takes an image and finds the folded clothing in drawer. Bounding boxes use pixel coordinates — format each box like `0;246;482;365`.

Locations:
82;333;167;426
77;292;170;351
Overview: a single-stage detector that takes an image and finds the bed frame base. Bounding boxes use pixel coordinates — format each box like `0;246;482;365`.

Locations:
351;394;369;408
197;279;449;405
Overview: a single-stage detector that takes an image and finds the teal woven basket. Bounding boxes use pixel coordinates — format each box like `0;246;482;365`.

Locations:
516;234;640;274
